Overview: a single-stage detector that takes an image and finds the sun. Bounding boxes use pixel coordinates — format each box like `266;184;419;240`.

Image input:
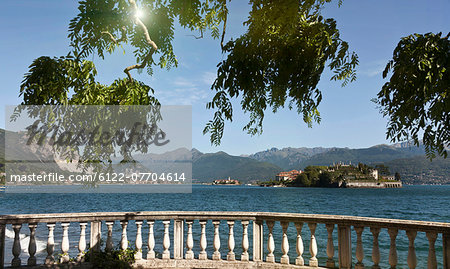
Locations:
135;9;144;19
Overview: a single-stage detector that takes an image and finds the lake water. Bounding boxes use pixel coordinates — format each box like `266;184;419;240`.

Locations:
1;185;449;268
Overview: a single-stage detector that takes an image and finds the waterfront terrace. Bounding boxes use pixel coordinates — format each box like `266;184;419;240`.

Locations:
1;211;449;268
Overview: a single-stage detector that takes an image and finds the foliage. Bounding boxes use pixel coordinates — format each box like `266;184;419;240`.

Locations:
18;0;228;119
374;32;449;159
357;162;373;174
289;166;328;187
374;164;390;176
204;0;358;145
20;56;159;106
84;247;137;269
293;173;312;187
17;55;162;172
318;171;333;186
289;164;386;187
18;0;357;147
68;0;228;76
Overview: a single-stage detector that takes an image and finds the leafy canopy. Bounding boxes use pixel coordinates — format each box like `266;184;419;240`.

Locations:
203;0;358;145
374;32;449;159
19;0;357;146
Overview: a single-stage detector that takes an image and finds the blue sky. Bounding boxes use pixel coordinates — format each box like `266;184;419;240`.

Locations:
1;0;448;155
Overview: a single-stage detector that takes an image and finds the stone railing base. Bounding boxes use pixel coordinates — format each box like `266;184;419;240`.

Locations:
134;259;326;269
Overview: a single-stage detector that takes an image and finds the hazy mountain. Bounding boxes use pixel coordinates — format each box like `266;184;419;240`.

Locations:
249;144;427;170
0;129;71;174
248;147;330;170
299;144;426;168
383;156;450;185
192;150;282;183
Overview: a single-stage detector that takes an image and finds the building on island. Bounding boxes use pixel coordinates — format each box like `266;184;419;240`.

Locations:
382;175;395;181
276;170;302;182
370;169;379;180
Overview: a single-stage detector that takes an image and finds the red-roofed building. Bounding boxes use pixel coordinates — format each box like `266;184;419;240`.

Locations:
276;170;302;182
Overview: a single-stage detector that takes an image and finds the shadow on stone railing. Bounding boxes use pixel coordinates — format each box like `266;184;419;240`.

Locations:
0;211;449;268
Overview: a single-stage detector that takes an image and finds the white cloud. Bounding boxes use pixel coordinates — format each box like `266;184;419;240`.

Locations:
360;60;387;78
173;77;197;88
201;71;216;85
156;72;215;105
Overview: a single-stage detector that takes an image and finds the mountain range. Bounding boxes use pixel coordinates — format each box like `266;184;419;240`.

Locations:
191;144;449;184
1;129;448;184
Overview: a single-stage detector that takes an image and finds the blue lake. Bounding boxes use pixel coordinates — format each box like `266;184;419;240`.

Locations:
1;185;449;268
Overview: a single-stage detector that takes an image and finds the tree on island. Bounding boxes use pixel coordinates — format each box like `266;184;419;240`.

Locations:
374;164;390;176
17;0;448;159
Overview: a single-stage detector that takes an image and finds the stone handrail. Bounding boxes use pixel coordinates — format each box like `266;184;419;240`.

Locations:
0;211;449;268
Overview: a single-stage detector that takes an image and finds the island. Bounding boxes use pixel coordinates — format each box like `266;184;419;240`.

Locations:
260;163;402;188
212;177;240;185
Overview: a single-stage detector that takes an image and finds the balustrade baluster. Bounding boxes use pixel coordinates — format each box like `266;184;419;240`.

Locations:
162;220;171;259
443;233;450;269
227;221;235;261
295;222;304;266
45;223;55;265
241;221;249;261
426;232;437;269
174;220;184;259
199;220;207;260
185;220;194;260
0;223;5;269
135;221;143;260
120;221;128;250
406;230;417;269
370;227;381;269
266;221;275;263
212;220;221;260
105;221;114;252
27;223;37;266
90;221;101;251
326;224;335;268
308;222;318;267
147;220;155;259
77;223;87;262
338;225;352;269
11;224;21;267
280;222;289;264
388;228;398;269
60;223;70;263
355;226;365;269
253;220;264;262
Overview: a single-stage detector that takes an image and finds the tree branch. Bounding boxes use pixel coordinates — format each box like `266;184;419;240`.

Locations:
129;0;157;51
186;29;204;39
124;51;153;81
101;31;118;43
220;2;228;51
101;27;127;44
124;0;158;82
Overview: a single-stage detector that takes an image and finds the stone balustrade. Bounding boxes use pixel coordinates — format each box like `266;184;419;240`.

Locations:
0;211;449;268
